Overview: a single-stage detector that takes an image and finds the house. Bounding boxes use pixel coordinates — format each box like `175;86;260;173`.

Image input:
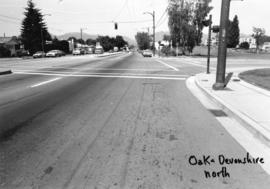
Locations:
0;36;22;56
239;34;256;49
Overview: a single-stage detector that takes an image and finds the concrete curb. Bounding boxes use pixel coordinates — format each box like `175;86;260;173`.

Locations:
0;70;12;75
194;75;270;147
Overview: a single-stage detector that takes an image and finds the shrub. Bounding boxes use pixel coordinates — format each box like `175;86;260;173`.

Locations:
239;42;250;49
0;46;11;57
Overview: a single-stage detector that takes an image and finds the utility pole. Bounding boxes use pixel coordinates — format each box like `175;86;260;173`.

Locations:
41;14;51;55
153;11;156;56
143;11;156;56
41;28;44;53
213;0;231;90
207;14;212;74
80;28;83;41
80;28;87;43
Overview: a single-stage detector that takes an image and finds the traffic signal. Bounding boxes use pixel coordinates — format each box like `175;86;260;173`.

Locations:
202;20;211;27
212;25;220;33
114;22;118;30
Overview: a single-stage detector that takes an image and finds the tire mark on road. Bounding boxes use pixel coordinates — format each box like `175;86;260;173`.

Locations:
63;79;135;189
119;82;146;188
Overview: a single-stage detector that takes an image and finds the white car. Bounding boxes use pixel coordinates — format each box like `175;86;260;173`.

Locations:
72;48;81;55
46;50;62;57
142;50;153;57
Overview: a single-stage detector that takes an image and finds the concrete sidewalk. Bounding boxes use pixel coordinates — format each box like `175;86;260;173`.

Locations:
195;73;270;147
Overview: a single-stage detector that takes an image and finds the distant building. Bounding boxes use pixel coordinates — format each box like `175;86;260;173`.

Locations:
0;36;22;56
202;33;219;46
239;34;256;49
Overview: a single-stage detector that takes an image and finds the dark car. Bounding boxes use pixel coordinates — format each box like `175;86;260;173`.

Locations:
16;49;30;57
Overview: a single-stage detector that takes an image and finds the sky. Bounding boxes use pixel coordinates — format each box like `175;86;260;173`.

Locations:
0;0;270;39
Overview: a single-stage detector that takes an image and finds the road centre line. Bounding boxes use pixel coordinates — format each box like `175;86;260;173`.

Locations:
30;77;62;88
15;72;186;80
155;59;179;71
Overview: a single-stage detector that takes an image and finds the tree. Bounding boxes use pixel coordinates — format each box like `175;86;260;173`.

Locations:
227;15;240;48
96;36;113;51
135;32;151;50
77;39;85;44
115;35;128;49
86;38;96;46
168;0;197;54
259;35;270;44
0;46;11;57
67;36;77;43
239;42;250;49
163;34;171;41
193;0;213;45
21;0;51;54
46;38;70;53
252;27;265;53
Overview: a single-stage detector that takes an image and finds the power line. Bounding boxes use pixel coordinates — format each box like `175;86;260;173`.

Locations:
118;19;152;24
156;7;168;27
49;19;152;25
113;0;129;21
156;15;168;29
0;18;20;25
0;14;21;21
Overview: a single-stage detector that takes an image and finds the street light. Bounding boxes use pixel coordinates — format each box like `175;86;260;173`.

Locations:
143;11;155;56
41;14;51;55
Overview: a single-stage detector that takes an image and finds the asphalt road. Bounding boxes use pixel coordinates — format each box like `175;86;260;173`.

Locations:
0;53;270;188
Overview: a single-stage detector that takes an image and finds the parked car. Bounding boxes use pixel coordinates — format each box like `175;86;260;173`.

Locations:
46;50;64;57
58;50;65;56
95;47;104;54
86;47;94;54
73;48;81;55
142;49;153;57
16;49;30;57
33;51;45;58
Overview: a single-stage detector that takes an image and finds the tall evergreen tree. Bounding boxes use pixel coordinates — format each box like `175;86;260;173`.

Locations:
227;15;240;48
21;0;51;54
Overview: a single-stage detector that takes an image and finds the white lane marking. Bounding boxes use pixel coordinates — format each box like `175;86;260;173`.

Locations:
186;76;270;175
30;77;62;88
13;70;189;77
181;59;216;70
15;72;186;80
12;68;177;72
155;59;179;71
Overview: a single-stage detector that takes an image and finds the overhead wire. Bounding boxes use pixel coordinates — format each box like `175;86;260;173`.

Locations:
0;18;20;25
0;14;21;21
113;0;129;21
156;7;168;28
